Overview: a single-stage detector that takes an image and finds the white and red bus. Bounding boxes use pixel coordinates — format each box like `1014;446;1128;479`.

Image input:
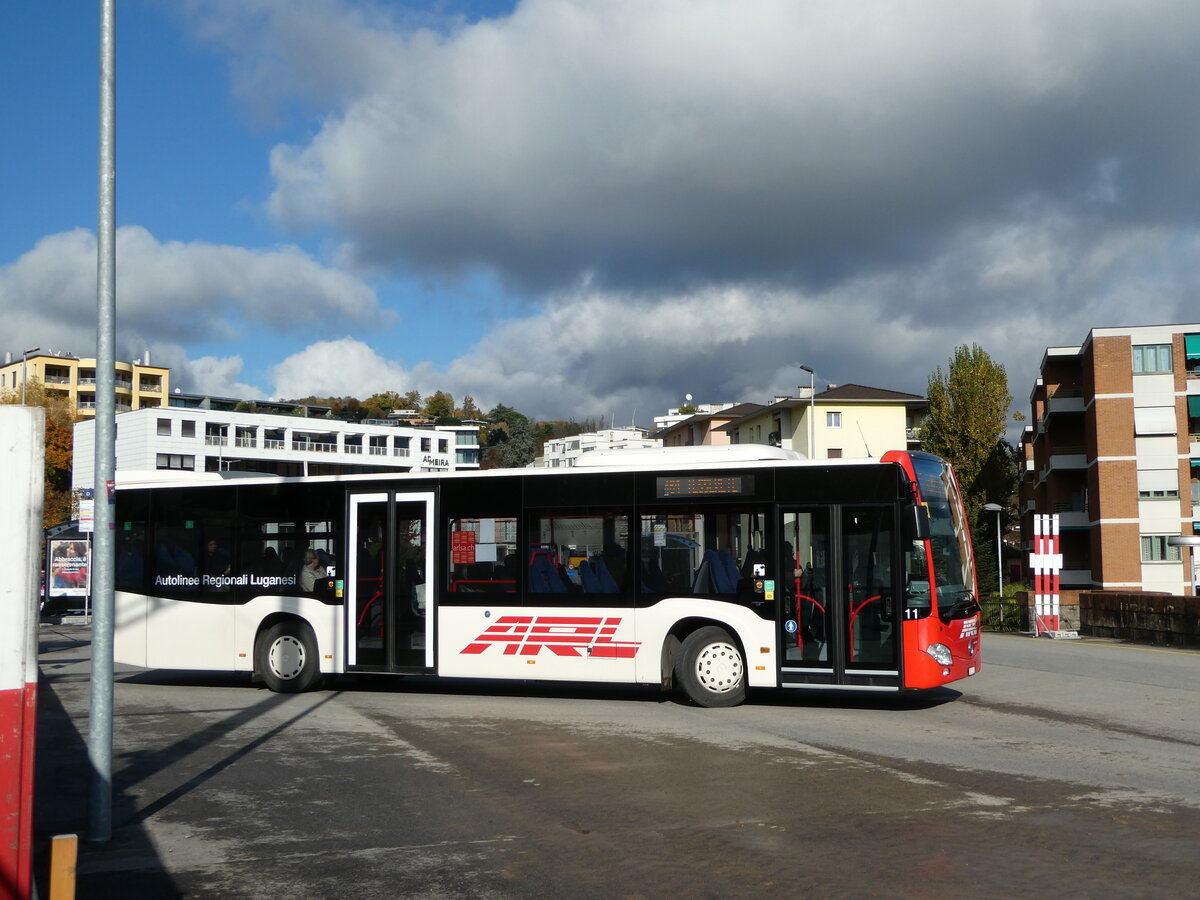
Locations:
111;446;980;707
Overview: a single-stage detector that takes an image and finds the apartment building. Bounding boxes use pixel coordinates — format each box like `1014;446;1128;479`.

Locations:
0;349;168;415
719;384;926;459
1019;324;1200;595
656;402;765;447
539;427;662;467
73;406;481;493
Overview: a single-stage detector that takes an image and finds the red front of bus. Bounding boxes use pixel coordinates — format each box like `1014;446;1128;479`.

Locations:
884;451;982;689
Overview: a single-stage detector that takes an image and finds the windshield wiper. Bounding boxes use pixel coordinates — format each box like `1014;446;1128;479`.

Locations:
938;593;979;624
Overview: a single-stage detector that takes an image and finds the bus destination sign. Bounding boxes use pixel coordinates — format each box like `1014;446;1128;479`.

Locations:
656;475;753;499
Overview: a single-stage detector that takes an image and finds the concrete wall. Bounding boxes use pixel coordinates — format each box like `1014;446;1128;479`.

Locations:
1078;591;1200;647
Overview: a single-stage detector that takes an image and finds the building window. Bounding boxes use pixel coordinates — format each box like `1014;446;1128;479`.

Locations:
828;448;843;459
1132;344;1172;374
1140;535;1182;562
181;420;196;438
157;418;172;436
156;453;195;471
1138;489;1179;499
826;411;842;428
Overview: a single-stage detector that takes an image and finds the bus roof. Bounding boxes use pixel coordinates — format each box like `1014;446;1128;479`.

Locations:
114;448;898;491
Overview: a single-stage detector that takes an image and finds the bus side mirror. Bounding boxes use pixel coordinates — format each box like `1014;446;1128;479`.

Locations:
905;504;931;542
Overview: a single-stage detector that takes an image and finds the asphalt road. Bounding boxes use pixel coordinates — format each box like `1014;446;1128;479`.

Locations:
33;626;1200;898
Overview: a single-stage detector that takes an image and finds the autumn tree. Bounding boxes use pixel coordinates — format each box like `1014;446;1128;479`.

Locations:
1;379;81;528
423;391;455;419
921;344;1016;521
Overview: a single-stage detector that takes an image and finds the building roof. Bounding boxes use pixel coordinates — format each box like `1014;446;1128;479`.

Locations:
655;402;765;439
816;383;924;403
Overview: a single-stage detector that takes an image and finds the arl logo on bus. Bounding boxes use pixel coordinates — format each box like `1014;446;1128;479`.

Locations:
462;615;641;659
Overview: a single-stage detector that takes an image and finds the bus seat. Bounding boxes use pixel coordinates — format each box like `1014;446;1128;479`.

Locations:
715;550;739;593
530;554;567;592
591;557;620;593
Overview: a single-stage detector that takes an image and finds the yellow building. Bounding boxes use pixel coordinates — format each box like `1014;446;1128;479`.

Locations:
0;349;169;416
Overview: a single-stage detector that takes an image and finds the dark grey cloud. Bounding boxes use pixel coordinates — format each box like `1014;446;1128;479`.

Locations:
236;0;1200;294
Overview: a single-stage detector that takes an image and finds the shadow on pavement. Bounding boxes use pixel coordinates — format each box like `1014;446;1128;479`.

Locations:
33;670;183;899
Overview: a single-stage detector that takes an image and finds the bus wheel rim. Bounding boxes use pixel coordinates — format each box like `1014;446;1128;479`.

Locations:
695;641;742;694
269;635;305;680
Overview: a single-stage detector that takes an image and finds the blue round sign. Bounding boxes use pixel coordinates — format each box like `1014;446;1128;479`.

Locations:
784;619;798;634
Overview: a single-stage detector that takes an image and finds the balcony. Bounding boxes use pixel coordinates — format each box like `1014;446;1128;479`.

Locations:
205;435;227;447
44;375;71;385
1045;388;1085;417
292;440;336;453
1053;503;1089;529
369;445;388;456
138;382;162;393
393;447;411;457
235;436;256;448
264;439;284;450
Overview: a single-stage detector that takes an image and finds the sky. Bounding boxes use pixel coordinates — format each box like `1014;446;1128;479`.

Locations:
3;0;1200;429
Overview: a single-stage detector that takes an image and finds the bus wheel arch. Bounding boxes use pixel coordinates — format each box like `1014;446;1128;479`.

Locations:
256;615;323;693
667;620;748;708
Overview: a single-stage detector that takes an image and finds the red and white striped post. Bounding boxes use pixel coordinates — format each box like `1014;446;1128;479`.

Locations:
0;407;45;900
1029;514;1063;635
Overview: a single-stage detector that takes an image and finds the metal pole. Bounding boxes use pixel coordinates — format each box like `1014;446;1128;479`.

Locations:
800;365;816;458
21;347;39;406
89;0;116;843
995;510;1003;597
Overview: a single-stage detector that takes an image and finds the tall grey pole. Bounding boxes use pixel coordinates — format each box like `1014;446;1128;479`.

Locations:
799;365;816;459
89;0;117;843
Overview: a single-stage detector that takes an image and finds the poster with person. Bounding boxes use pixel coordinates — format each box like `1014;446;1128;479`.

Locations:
48;539;91;597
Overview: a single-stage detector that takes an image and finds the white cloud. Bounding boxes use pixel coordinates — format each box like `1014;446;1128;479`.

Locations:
0;225;385;370
269;337;414;398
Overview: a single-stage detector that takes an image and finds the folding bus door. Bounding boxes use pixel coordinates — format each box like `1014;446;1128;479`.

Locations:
347;491;436;671
779;506;900;688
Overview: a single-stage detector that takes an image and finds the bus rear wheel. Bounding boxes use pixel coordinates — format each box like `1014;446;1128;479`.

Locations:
259;620;322;693
676;626;746;708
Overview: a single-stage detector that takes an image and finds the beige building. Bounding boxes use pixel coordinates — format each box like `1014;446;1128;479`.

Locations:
719;384;926;459
1019;324;1200;594
0;349;169;416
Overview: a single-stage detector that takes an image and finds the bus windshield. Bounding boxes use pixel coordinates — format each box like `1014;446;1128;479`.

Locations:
909;454;976;619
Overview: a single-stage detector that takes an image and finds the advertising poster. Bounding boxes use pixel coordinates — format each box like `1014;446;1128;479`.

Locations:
48;539;91;597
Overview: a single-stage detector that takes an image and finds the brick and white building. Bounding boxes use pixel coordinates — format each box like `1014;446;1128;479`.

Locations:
1019;323;1200;594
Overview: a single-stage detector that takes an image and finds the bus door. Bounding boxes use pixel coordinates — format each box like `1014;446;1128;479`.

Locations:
779;506;900;687
347;491;436;672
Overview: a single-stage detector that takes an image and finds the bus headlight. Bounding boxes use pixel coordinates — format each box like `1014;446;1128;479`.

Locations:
925;643;953;666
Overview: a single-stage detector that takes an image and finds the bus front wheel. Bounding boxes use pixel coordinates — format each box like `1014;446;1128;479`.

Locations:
259;620;322;693
676;626;746;708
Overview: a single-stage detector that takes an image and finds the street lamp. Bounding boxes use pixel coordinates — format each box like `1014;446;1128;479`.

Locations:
21;346;40;405
1167;535;1200;597
799;365;816;459
982;503;1003;598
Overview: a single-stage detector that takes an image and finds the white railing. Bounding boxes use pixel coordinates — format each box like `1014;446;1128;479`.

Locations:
265;439;284;450
346;445;363;454
205;435;226;447
369;445;388;456
293;440;336;453
235;436;256;448
393;447;410;457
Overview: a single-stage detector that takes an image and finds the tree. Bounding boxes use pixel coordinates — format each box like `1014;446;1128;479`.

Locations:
921;344;1016;521
1;379;81;528
423;391;455;419
491;417;537;468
